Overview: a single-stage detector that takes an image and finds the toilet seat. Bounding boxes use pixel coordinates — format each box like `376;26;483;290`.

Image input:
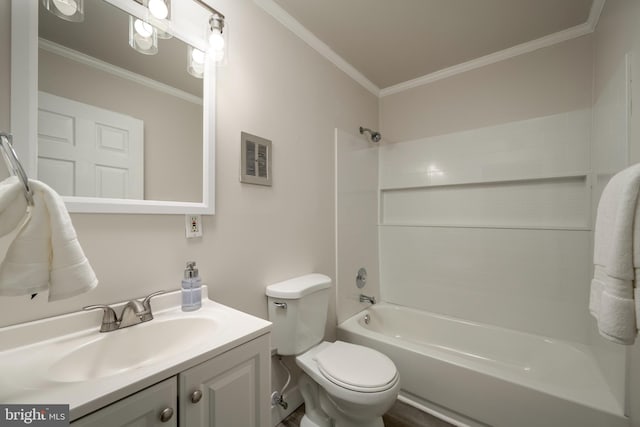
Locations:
314;341;398;393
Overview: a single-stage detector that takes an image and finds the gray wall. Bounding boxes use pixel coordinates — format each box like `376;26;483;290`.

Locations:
0;0;379;335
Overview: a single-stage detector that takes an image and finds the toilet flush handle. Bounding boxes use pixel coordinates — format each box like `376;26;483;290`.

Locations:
273;301;287;309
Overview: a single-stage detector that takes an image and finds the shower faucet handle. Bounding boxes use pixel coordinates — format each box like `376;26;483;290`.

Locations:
356;268;367;288
359;294;376;305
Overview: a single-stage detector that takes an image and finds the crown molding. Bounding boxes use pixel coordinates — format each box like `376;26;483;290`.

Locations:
255;0;606;99
380;0;606;96
379;22;593;97
39;38;203;106
587;0;606;31
253;0;380;97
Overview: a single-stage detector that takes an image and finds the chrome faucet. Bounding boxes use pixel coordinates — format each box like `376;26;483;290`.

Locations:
84;291;165;332
359;294;376;305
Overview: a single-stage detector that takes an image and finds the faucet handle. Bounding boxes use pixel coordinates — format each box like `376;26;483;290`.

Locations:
140;290;166;321
83;304;119;332
359;294;376;305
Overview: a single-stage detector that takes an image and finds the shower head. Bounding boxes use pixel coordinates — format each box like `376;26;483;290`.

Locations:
359;126;382;143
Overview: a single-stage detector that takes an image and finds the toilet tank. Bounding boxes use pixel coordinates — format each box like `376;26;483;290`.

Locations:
266;274;331;356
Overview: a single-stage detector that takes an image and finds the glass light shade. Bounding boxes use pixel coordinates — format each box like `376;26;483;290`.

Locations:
148;0;168;20
187;45;205;79
155;30;173;40
208;15;228;65
129;16;158;55
145;0;172;39
41;0;84;22
154;23;173;40
209;32;225;52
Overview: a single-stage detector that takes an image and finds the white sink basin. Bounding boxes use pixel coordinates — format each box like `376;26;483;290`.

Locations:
48;317;217;382
0;287;271;421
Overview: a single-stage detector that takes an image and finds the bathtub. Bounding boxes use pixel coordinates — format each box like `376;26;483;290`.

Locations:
337;303;628;427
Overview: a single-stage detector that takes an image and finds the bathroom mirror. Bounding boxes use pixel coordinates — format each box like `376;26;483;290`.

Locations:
11;0;215;214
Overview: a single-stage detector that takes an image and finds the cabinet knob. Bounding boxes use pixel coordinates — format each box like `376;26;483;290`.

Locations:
159;407;174;423
190;389;203;403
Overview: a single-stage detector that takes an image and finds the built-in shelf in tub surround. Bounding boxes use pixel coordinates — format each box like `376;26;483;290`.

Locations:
379;171;590;191
378;110;591;190
380;173;590;230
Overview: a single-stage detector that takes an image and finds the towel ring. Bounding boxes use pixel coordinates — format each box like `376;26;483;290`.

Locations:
0;132;34;206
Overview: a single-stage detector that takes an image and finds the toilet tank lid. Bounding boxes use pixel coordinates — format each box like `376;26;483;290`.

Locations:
266;274;332;299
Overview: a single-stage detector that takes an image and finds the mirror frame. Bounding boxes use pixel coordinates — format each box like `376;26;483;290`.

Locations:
10;0;215;214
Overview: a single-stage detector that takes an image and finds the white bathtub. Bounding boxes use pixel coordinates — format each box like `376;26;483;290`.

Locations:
337;303;628;427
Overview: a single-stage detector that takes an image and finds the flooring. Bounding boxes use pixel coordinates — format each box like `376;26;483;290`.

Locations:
277;400;455;427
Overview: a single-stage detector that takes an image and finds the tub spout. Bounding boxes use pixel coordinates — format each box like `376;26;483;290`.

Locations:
359;294;376;305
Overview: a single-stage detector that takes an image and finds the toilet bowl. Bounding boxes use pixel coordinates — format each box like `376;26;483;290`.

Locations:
296;341;400;427
266;274;400;427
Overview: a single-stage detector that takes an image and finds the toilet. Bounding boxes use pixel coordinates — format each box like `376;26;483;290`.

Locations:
266;274;399;427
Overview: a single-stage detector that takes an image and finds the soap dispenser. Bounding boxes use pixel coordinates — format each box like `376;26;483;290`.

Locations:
182;261;202;311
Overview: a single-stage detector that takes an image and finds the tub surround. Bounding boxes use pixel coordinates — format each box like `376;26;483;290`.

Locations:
335;128;380;324
377;109;592;342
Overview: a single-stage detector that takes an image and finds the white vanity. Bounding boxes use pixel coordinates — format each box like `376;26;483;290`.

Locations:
0;288;272;426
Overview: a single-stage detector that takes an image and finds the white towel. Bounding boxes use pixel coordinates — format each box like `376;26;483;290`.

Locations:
0;179;98;301
590;163;640;344
0;176;28;237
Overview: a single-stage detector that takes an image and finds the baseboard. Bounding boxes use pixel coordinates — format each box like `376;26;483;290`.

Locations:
270;384;304;427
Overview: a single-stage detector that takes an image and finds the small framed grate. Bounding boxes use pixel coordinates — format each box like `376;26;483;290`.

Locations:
240;132;272;186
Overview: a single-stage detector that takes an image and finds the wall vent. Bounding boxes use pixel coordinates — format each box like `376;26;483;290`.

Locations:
240;132;272;186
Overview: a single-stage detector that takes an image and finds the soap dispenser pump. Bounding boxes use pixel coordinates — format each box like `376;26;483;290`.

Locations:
182;261;202;311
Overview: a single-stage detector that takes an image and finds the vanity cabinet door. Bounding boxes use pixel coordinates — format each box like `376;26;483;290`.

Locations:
71;377;177;427
179;333;270;427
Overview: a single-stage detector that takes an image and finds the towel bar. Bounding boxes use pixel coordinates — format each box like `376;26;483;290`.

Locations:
0;132;34;206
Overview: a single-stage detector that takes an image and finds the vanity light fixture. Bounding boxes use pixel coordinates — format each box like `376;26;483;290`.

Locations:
41;0;84;22
208;13;227;63
129;16;158;55
192;0;227;64
187;45;206;79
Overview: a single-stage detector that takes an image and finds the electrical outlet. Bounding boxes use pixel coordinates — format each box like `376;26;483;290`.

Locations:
185;215;203;238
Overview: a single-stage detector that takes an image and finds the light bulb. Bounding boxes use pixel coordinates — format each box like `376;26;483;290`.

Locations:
129;15;157;54
209;31;225;52
191;48;205;65
148;0;168;20
52;0;78;16
134;19;153;38
134;33;153;51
